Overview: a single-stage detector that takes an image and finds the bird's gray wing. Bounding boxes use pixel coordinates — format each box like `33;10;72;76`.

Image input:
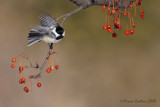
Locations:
32;25;56;38
39;12;58;28
48;32;56;38
31;25;49;34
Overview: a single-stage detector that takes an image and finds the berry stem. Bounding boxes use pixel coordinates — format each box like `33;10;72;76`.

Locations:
108;0;111;10
30;79;32;92
105;14;108;26
113;0;115;9
129;15;132;29
134;3;137;16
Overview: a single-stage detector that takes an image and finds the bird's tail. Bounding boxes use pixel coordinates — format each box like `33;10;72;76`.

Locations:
27;25;47;46
27;30;43;46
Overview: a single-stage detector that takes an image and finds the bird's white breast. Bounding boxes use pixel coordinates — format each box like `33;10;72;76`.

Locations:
42;35;61;43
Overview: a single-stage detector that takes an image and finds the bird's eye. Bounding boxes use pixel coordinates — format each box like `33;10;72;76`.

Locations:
56;26;64;34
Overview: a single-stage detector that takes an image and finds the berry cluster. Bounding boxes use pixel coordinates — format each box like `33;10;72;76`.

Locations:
11;51;59;93
45;52;59;73
101;0;144;38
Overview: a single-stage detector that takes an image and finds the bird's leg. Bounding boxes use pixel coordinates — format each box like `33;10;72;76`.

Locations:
48;43;53;49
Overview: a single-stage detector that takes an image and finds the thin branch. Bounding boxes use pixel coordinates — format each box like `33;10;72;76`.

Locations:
56;6;85;26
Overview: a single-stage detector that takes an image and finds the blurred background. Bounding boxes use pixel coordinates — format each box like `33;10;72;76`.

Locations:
0;0;160;107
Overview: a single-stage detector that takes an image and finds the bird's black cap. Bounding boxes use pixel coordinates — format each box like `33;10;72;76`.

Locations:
56;26;64;34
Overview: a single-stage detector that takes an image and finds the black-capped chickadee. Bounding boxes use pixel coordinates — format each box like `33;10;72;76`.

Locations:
27;12;65;46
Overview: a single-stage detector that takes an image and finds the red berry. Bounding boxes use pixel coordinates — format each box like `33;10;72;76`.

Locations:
107;28;112;32
37;83;41;87
50;66;54;70
12;58;16;62
116;21;120;25
24;87;27;90
19;78;25;84
118;25;122;30
103;26;107;30
136;2;141;6
46;68;51;73
141;15;144;19
111;9;116;14
138;2;141;5
141;10;144;14
132;23;136;28
114;24;119;30
11;64;15;68
140;12;144;16
123;12;128;16
55;65;59;70
101;5;106;10
24;87;29;93
113;20;117;24
19;66;23;73
130;29;135;34
19;79;23;84
129;4;133;8
107;25;111;29
139;0;142;2
21;78;26;83
125;30;130;36
112;33;117;38
140;11;144;19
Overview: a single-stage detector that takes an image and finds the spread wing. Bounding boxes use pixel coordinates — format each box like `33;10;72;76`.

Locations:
31;25;56;38
39;12;58;28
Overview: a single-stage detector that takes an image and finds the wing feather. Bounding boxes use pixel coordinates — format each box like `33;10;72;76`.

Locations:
39;12;58;27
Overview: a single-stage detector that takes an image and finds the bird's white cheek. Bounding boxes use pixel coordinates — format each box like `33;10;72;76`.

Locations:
52;28;59;37
62;31;65;37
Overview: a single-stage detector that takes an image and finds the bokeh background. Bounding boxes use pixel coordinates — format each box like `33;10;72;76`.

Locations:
0;0;160;107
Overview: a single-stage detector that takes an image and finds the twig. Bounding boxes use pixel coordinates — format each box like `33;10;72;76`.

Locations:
56;6;85;26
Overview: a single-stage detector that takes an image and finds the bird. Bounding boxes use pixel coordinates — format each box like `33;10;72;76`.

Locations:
27;12;65;47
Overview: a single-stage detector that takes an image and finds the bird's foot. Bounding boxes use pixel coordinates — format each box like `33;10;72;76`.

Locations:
49;43;53;49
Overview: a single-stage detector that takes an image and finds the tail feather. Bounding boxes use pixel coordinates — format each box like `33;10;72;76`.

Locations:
27;39;41;46
27;30;43;46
